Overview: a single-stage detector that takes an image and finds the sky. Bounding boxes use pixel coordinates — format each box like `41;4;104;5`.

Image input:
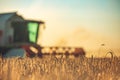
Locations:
0;0;120;57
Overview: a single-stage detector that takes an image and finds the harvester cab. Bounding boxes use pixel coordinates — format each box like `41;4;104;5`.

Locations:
12;20;44;44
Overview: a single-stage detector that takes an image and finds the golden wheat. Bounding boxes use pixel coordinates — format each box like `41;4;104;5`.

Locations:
0;56;120;80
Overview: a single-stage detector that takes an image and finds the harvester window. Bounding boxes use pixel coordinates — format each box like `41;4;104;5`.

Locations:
28;23;38;43
0;30;3;36
0;30;3;41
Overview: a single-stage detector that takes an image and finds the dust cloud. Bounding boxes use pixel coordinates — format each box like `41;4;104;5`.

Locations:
41;27;120;57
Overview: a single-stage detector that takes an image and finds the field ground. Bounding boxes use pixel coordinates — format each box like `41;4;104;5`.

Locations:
0;56;120;80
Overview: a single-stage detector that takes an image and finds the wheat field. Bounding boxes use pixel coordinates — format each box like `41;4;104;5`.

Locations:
0;55;120;80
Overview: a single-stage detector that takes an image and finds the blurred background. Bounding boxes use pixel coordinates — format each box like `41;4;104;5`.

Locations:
0;0;120;57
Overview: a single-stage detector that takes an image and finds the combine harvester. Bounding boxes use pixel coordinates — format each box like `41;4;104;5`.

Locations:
0;12;85;58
